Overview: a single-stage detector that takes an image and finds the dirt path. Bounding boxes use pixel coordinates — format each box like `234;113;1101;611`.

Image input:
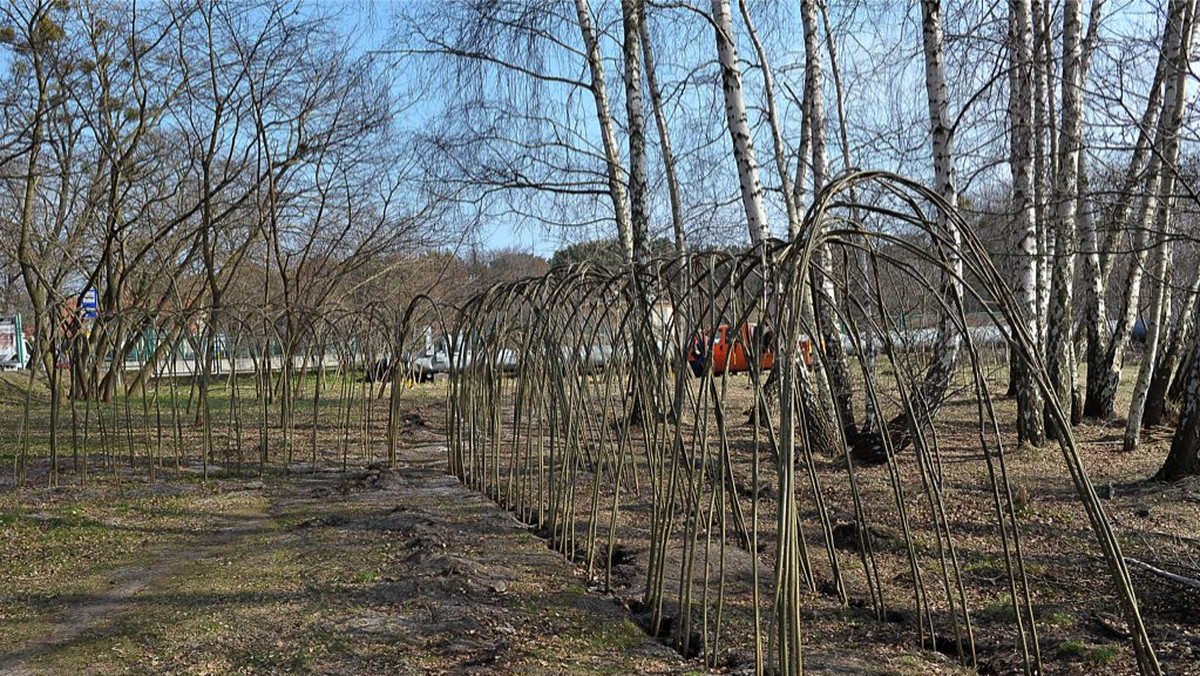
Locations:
0;445;688;675
2;513;270;676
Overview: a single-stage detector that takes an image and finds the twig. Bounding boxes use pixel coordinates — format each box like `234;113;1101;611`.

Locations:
1124;557;1200;591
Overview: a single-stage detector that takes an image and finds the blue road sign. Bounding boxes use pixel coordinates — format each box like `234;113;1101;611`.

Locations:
81;289;99;319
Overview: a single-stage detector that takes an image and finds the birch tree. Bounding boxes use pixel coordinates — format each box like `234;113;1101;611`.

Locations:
621;0;650;266
1033;0;1055;347
639;8;686;256
1044;0;1084;433
1083;13;1171;419
1161;316;1200;479
711;0;769;243
575;0;635;263
798;0;858;442
1124;0;1197;452
1144;277;1200;427
915;0;963;419
1008;0;1045;445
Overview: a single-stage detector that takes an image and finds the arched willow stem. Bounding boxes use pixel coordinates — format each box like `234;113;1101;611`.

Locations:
437;171;1161;676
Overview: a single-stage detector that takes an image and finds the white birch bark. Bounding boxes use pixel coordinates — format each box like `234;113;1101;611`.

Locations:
823;1;880;434
574;0;634;264
737;0;798;233
1045;0;1084;431
1099;49;1167;285
621;0;650;265
1126;239;1173;450
710;0;770;243
918;0;963;412
639;10;686;257
1033;0;1055;348
1144;276;1200;427
791;82;812;222
1079;149;1110;414
1009;0;1045;445
1085;22;1170;418
1125;0;1197;452
801;0;828;194
799;0;857;438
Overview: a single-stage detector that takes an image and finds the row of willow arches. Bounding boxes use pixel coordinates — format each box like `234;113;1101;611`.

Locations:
10;300;413;486
4;171;1164;674
429;172;1162;675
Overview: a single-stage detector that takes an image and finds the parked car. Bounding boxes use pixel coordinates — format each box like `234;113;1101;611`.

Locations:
404;335;519;380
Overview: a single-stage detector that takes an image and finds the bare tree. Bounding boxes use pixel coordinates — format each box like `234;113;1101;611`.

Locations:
576;0;635;262
639;5;686;257
621;0;650;265
711;0;769;243
914;0;963;420
1125;0;1197;452
1008;0;1045;445
1083;9;1171;419
1044;0;1084;432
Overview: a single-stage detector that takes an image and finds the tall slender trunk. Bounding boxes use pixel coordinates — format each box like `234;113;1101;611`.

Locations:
711;0;769;243
1144;277;1200;427
574;0;634;263
639;8;686;257
621;0;650;266
1044;0;1084;434
16;28;51;381
917;0;962;415
1008;0;1045;445
822;1;879;434
1158;318;1200;479
639;8;692;423
1033;0;1055;349
737;0;798;233
800;0;857;439
1125;0;1197;452
1084;8;1171;418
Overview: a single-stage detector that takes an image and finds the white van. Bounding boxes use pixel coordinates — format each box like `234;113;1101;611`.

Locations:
0;316;29;370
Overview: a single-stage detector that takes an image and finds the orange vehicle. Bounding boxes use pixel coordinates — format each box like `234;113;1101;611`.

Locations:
687;324;775;376
687;324;815;377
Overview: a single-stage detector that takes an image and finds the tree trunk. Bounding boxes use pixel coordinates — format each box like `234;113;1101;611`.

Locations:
1144;278;1200;427
1157;313;1200;480
639;8;686;258
574;0;635;263
917;0;963;415
852;0;965;462
711;0;769;243
738;0;799;233
1008;0;1045;445
793;0;857;442
1124;0;1197;452
1084;10;1171;419
621;0;650;266
1044;0;1084;436
1033;0;1055;349
822;1;880;434
1169;343;1194;403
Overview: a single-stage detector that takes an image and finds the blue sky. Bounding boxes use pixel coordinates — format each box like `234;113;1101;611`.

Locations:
311;0;1173;259
313;1;554;255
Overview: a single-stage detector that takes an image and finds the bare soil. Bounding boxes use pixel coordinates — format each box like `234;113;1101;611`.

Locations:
0;444;689;675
